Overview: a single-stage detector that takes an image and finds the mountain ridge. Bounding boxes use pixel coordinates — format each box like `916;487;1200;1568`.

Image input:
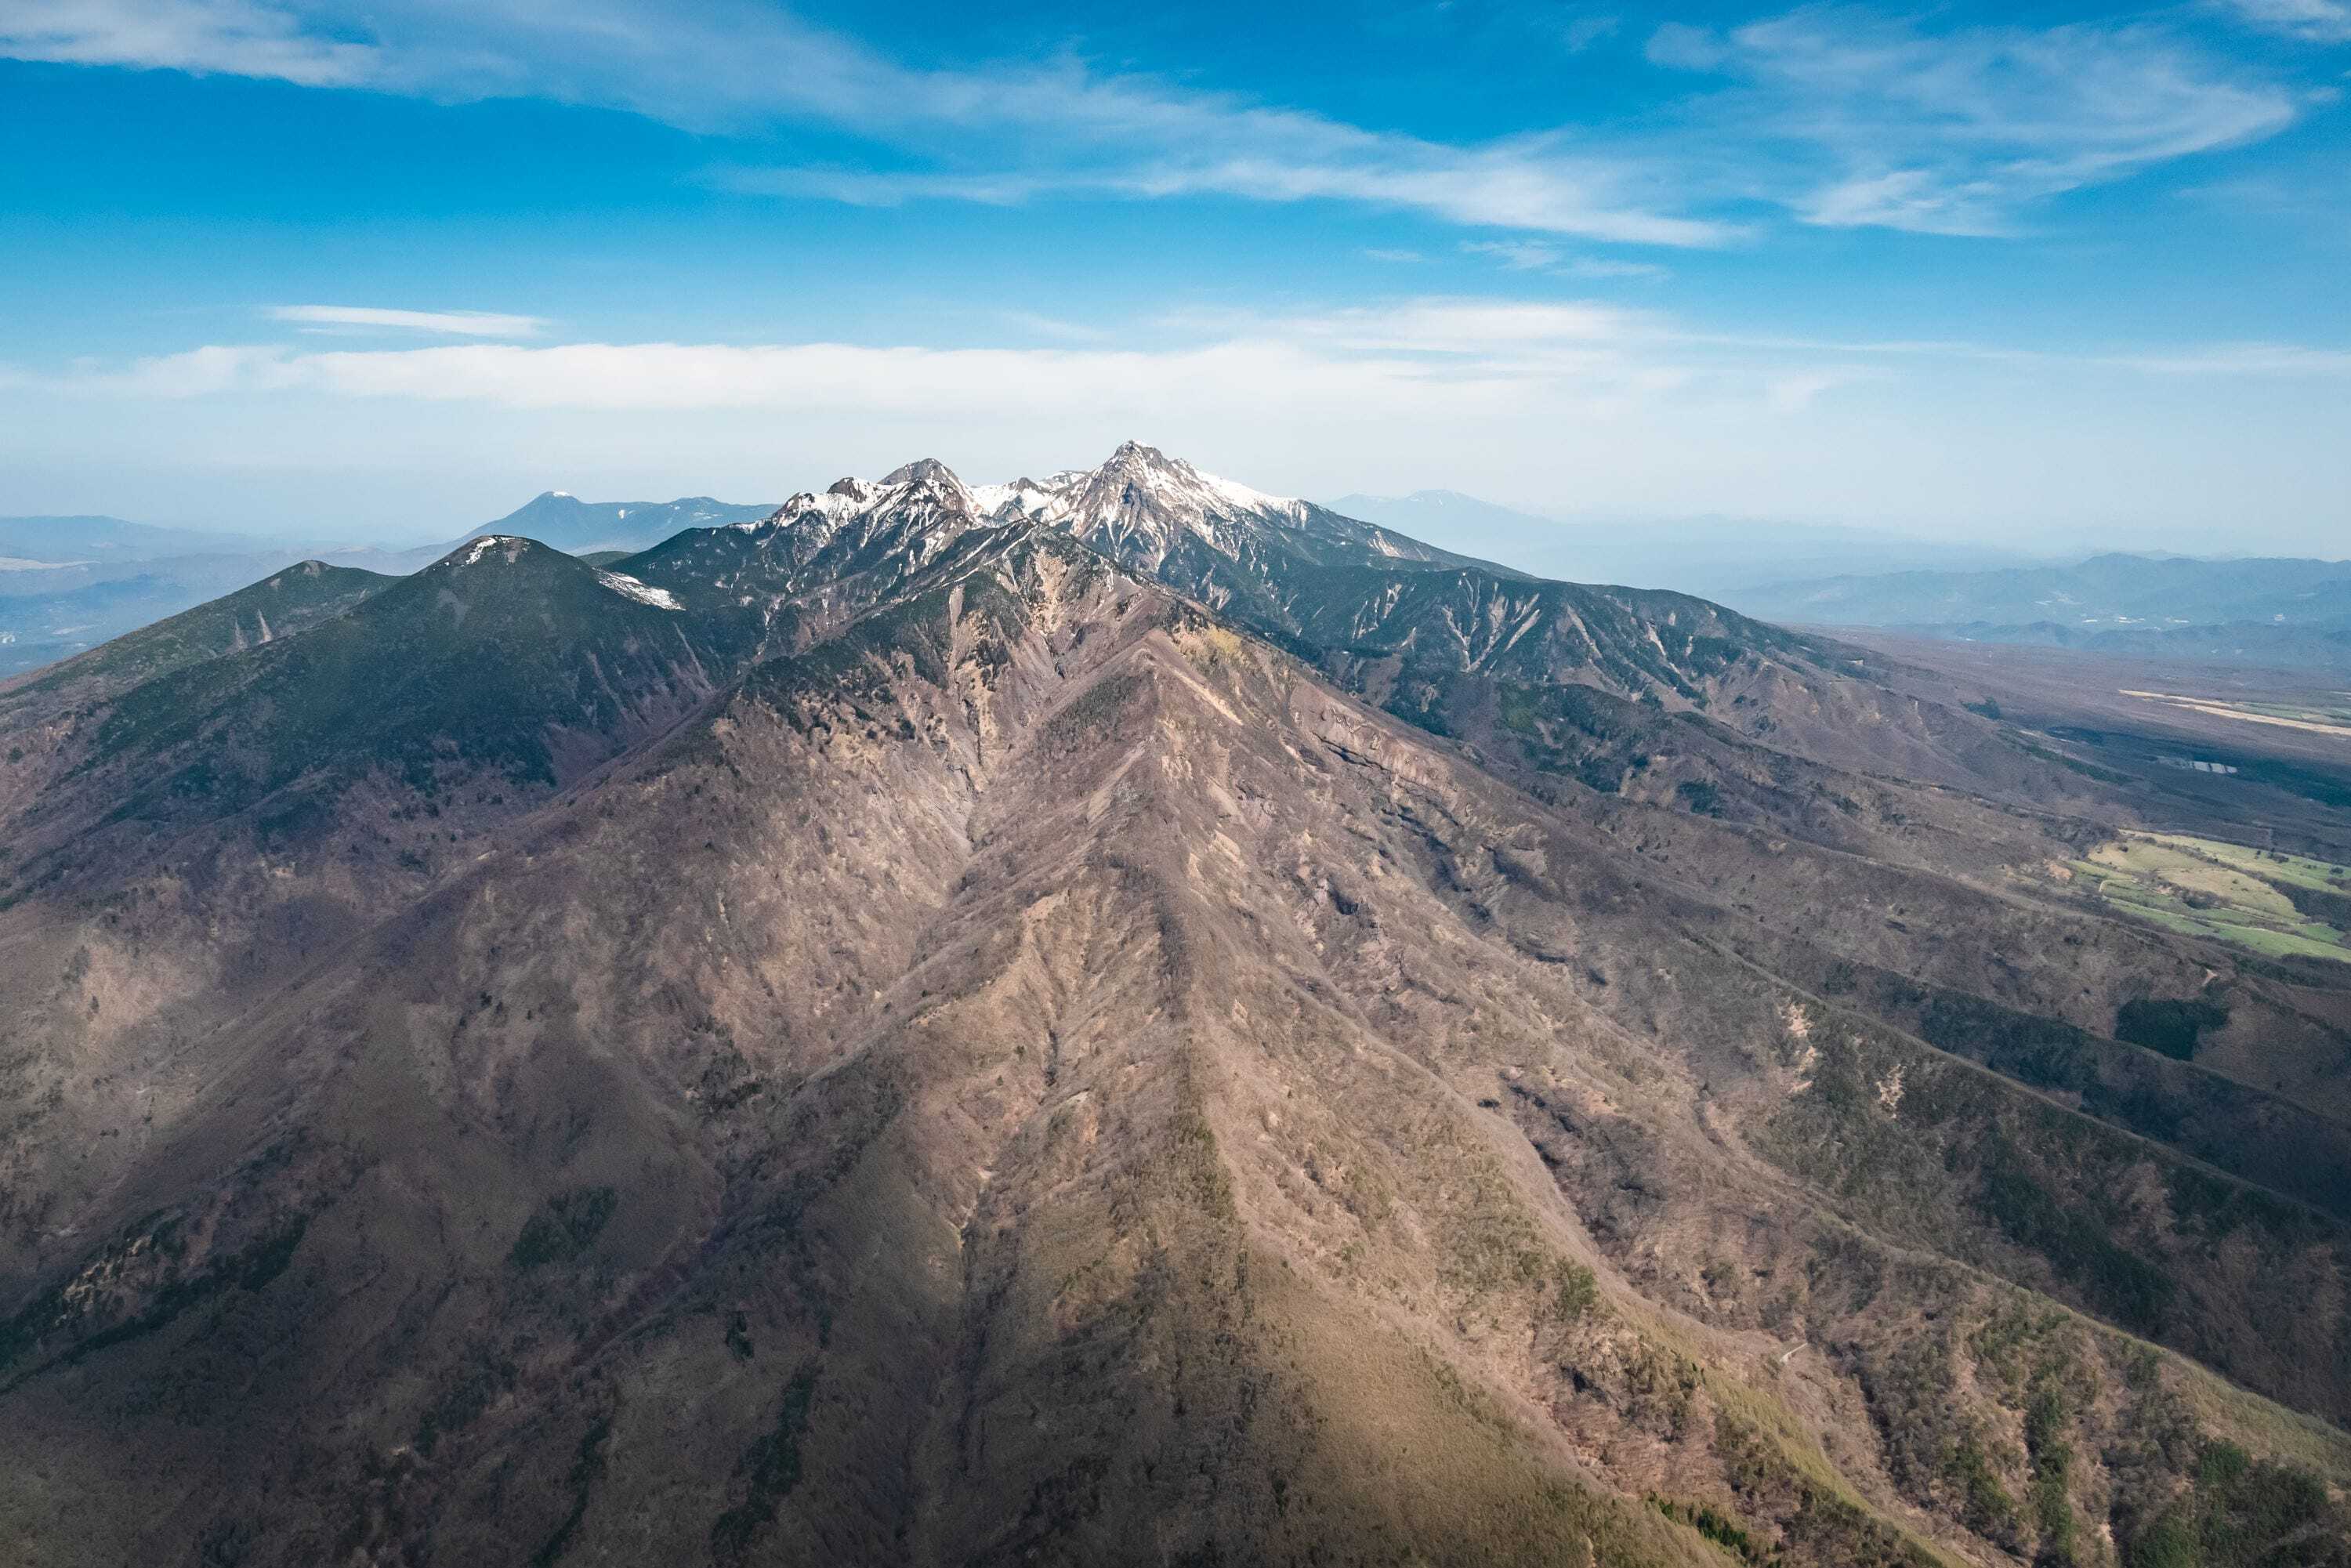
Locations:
1;444;2348;1567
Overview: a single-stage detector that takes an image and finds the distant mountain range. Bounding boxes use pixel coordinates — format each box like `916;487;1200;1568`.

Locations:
440;491;775;556
5;442;2350;1565
1326;489;2031;597
1728;552;2351;669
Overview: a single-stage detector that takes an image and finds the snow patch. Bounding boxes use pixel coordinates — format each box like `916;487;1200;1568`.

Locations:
1197;468;1293;513
596;570;683;611
458;534;523;566
971;482;1052;519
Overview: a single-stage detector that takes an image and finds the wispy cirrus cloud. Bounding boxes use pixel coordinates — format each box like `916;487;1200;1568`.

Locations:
5;0;1725;246
1648;7;2299;234
2215;0;2351;44
0;0;372;85
1462;239;1567;271
715;132;1726;246
266;304;548;337
0;3;2314;248
2104;342;2351;375
1462;240;1668;278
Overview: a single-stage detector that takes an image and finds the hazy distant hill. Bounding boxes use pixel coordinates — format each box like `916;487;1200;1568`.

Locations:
1730;552;2351;668
451;491;775;556
1736;552;2351;627
1328;489;2031;596
0;514;429;677
0;514;296;566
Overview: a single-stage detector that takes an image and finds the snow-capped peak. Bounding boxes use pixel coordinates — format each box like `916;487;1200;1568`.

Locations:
879;457;967;496
718;458;992;585
976;441;1303;567
1071;442;1297;522
968;479;1054;519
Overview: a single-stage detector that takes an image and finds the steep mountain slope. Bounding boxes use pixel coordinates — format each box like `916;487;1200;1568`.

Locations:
626;443;2065;806
974;445;2104;806
566;459;2351;1203
0;559;391;717
2;456;2349;1567
0;536;725;914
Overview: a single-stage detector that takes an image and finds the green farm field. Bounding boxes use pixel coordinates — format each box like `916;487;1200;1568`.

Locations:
2064;831;2351;963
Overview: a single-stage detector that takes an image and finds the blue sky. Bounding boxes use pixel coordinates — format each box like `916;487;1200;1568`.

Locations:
2;0;2347;550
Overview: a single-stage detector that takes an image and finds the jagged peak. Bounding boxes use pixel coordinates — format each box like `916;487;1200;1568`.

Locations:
764;462;976;527
879;457;966;494
1085;441;1294;512
1031;443;1298;549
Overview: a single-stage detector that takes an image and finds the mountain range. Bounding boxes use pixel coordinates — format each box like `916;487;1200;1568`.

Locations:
2;444;2349;1567
0;496;776;679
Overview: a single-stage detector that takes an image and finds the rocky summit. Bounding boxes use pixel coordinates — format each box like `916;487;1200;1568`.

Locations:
2;447;2348;1568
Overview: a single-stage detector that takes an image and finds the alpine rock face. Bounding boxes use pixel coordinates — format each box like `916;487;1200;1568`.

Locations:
2;444;2348;1568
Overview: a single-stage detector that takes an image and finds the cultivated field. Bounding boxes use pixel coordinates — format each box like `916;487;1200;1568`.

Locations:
2063;831;2351;963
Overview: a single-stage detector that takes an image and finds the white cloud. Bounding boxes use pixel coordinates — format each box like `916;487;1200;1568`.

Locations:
46;305;2350;429
59;336;1589;417
1463;240;1566;270
2216;0;2351;44
31;299;1769;429
719;137;1728;247
1462;241;1668;278
6;0;1725;247
266;305;548;337
1274;298;1654;357
1650;8;2299;235
0;0;374;85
